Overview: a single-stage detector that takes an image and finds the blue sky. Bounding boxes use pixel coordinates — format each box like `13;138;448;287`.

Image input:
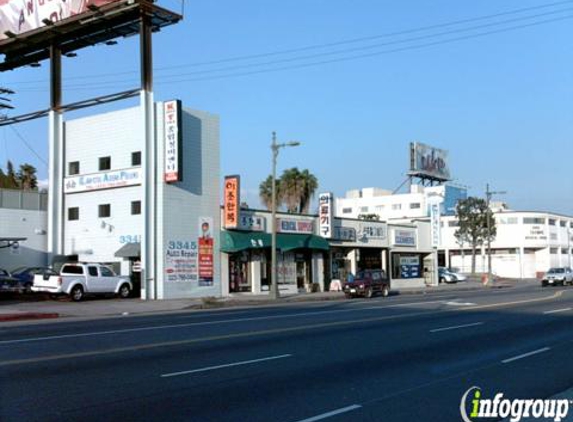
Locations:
1;0;572;214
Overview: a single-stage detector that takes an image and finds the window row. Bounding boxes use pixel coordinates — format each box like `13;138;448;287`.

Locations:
68;152;141;176
68;201;142;221
448;217;573;228
341;202;422;214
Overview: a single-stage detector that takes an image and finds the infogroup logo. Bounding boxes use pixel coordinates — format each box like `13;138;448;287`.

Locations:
460;386;571;422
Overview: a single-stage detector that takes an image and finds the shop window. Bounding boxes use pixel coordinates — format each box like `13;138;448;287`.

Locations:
68;207;79;221
132;151;142;166
98;204;111;218
229;253;250;292
99;156;111;171
523;217;545;225
391;254;421;279
69;161;80;176
131;201;141;215
410;203;421;209
342;208;352;214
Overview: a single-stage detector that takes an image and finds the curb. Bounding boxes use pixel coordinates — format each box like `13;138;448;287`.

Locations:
0;312;60;322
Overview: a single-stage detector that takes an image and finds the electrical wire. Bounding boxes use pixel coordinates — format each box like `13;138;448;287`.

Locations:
9;126;48;167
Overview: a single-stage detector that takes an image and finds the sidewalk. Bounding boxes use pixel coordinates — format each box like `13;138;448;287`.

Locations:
0;277;523;324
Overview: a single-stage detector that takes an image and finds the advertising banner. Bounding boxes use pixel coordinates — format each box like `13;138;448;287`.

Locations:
164;100;182;183
400;256;420;279
318;192;333;238
198;217;214;286
0;0;121;41
410;142;451;181
393;229;417;247
223;175;240;229
64;168;142;194
277;218;314;234
165;240;198;282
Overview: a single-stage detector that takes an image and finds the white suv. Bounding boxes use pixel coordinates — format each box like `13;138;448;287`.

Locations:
542;267;573;287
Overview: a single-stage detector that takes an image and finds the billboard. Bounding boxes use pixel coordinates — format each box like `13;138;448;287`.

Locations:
0;0;121;41
410;142;451;181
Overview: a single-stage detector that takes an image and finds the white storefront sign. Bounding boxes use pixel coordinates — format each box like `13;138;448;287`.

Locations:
319;192;333;238
358;224;387;240
278;218;314;234
164;100;182;183
239;214;266;232
64;168;142;194
427;194;443;248
393;229;417;247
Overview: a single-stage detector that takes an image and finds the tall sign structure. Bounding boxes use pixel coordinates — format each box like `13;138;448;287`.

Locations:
0;0;182;300
407;142;451;187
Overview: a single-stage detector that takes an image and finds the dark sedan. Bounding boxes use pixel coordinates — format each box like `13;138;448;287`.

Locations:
2;267;55;293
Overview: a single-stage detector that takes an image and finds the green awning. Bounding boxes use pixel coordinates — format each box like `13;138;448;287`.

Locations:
221;231;329;253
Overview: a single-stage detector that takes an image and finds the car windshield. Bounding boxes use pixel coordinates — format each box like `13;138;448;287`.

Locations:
548;268;565;274
10;267;27;275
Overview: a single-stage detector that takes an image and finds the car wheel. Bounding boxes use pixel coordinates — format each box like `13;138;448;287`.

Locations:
70;285;84;302
541;282;548;288
439;277;445;284
381;286;390;298
365;288;373;299
23;283;33;294
118;284;131;299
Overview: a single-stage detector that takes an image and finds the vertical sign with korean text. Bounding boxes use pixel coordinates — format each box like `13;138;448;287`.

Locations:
224;175;240;229
198;217;214;286
319;192;333;238
164;100;182;183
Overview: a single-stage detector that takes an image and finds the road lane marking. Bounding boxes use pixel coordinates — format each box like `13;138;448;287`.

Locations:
445;301;476;306
0;291;567;367
543;308;572;315
161;354;292;378
462;290;566;311
293;405;362;422
502;347;551;364
0;301;447;346
430;322;484;333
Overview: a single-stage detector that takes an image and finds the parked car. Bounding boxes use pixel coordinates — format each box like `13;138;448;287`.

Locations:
32;263;132;301
10;267;56;293
438;267;466;283
0;267;19;293
541;267;573;287
343;269;390;298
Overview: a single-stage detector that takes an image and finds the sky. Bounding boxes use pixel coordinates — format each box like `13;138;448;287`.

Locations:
1;0;572;214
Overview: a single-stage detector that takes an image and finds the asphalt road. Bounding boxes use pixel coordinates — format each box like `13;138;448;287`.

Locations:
1;283;573;422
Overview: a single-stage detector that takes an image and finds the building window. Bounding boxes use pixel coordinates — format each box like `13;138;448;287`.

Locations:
448;220;459;227
99;156;111;171
410;203;421;209
524;248;537;254
375;205;385;212
523;217;545;225
132;151;141;166
68;207;79;221
131;201;141;215
499;217;518;224
69;161;80;176
392;204;402;211
550;248;558;254
549;219;556;226
359;206;369;213
560;221;567;228
550;233;558;241
562;248;569;255
98;204;111;218
342;208;352;214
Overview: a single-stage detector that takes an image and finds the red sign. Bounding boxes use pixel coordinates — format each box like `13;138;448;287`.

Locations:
224;175;240;229
198;217;214;286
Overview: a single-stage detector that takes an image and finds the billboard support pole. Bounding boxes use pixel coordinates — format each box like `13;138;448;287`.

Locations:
140;11;156;299
47;45;64;263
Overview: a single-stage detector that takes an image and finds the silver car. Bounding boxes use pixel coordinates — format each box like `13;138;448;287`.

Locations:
542;267;573;287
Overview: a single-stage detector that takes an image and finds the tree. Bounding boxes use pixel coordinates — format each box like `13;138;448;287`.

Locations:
298;169;318;214
18;163;38;191
259;175;282;210
3;161;19;189
454;197;497;274
358;213;380;221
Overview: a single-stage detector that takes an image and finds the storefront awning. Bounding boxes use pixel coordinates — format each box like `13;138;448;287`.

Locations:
221;231;329;253
114;242;141;258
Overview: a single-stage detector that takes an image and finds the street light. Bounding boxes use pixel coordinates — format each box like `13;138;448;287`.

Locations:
270;131;300;300
486;183;507;283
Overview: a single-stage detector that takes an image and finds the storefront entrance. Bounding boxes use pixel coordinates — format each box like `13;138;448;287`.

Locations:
229;252;250;293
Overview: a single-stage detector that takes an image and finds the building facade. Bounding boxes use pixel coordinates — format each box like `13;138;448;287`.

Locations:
61;103;221;299
0;189;48;270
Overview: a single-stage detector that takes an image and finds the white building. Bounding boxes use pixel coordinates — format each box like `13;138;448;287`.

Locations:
0;189;48;270
60;103;221;299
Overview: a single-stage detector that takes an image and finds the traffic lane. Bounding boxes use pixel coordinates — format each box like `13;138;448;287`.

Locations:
0;288;568;364
336;332;573;422
0;300;455;361
2;301;573;422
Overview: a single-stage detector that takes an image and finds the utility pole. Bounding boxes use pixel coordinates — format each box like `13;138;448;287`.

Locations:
270;132;300;300
485;184;506;282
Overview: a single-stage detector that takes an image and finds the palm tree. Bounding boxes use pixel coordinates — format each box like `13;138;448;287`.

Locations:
280;168;303;213
18;163;38;191
259;175;282;210
298;169;318;214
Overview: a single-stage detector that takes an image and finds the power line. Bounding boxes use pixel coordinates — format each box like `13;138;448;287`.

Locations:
8;0;573;87
9;126;48;167
16;11;573;92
